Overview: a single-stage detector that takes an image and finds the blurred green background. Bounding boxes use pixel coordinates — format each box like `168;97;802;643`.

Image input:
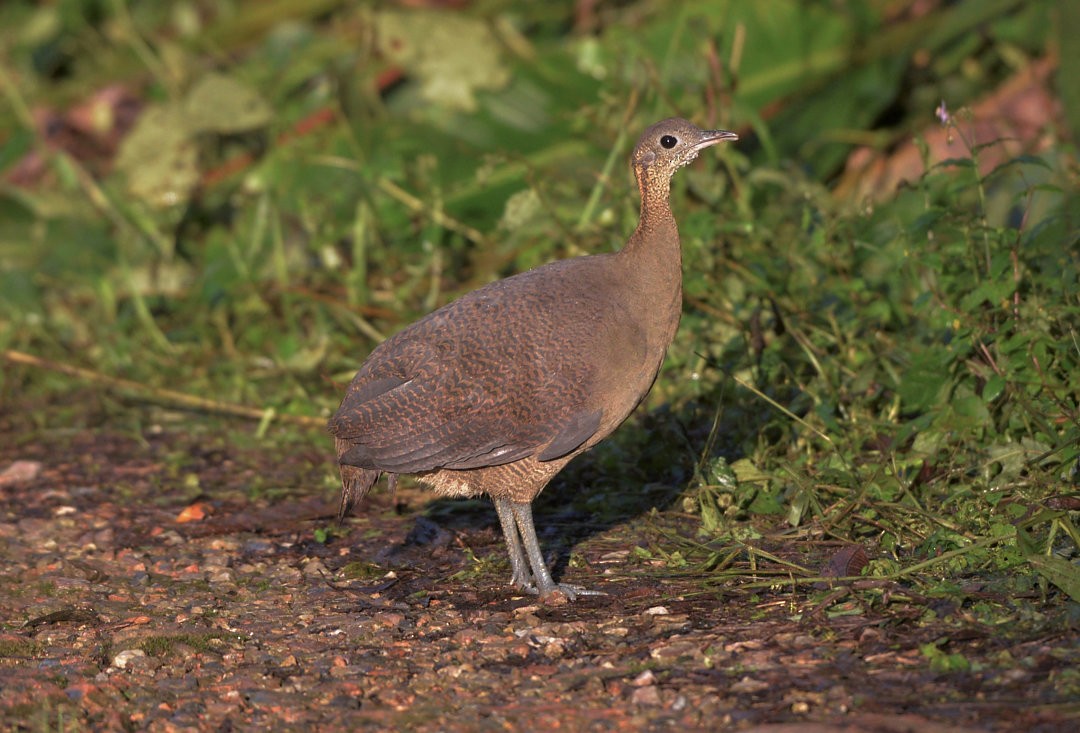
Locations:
1;0;1078;600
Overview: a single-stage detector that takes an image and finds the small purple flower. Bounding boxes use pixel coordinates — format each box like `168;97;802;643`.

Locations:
935;100;950;126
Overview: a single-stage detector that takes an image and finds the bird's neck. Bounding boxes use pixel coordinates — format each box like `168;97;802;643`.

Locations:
617;170;683;344
622;166;679;254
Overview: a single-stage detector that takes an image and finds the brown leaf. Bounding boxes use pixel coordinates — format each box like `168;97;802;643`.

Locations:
836;56;1060;201
175;501;212;523
821;545;869;578
1045;494;1080;511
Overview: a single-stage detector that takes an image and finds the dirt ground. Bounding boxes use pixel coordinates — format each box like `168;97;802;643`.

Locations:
1;418;1077;732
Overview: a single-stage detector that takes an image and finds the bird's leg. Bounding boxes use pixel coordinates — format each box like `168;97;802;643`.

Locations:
492;497;533;589
508;500;605;600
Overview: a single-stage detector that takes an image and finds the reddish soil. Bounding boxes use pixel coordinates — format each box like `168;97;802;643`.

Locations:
1;419;1076;732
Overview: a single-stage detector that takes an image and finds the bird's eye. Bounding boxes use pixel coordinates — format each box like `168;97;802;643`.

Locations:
660;135;677;149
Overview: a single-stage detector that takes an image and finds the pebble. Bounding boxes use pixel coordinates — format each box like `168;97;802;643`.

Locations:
112;649;146;669
729;676;770;694
631;685;662;706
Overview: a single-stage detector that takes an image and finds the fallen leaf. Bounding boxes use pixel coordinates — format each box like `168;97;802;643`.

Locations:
176;502;211;523
821;545;869;578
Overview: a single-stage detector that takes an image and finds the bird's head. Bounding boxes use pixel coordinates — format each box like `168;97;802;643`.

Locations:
632;117;737;177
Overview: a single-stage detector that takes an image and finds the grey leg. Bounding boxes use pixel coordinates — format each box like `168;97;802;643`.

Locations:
508;500;557;596
508;501;605;600
493;496;533;589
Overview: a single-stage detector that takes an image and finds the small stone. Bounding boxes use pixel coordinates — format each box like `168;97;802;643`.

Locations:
543;639;566;658
996;668;1028;684
0;460;42;486
790;634;816;649
650;640;703;662
649;613;690;631
157;530;185;546
632;669;656;687
374;611;405;628
112;649;146;669
631;685;662;706
242;538;275;554
438;664;473;679
643;606;670;616
303;558;329;577
207;569;233;583
329;664;357;679
858;626;884;645
540;588;571;606
730;676;770;694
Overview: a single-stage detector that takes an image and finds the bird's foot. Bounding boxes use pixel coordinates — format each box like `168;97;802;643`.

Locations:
509;568;533;589
517;582;607;602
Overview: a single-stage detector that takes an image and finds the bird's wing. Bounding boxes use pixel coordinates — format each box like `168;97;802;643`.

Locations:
328;289;603;474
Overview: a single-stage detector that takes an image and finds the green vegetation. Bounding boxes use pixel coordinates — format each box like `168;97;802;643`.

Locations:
137;632;234;658
3;700;84;733
1;1;1077;611
0;638;42;658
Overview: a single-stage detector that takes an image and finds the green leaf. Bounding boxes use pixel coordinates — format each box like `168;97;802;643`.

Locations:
185;73;272;134
1025;555;1080;603
115;105;199;208
747;488;785;516
897;347;953;413
982;375;1006;402
1058;0;1080;141
949;391;991;427
699;492;722;533
730;458;771;486
960;278;1015;310
376;9;510;112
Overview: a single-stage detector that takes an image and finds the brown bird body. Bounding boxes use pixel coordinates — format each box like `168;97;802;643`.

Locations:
329;118;737;599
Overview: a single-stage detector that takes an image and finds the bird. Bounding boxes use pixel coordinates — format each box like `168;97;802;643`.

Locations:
328;117;737;600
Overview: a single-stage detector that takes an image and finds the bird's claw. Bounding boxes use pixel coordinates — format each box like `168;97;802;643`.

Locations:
516;582;607;602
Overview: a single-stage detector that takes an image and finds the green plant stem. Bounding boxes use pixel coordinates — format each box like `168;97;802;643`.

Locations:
577;91;638;232
886;530;1015;579
2;350;324;427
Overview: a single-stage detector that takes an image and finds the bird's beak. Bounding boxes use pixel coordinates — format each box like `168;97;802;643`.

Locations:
694;130;739;150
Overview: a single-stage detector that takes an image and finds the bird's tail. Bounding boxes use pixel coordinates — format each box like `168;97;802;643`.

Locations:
336;438;381;522
337;465;380;522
